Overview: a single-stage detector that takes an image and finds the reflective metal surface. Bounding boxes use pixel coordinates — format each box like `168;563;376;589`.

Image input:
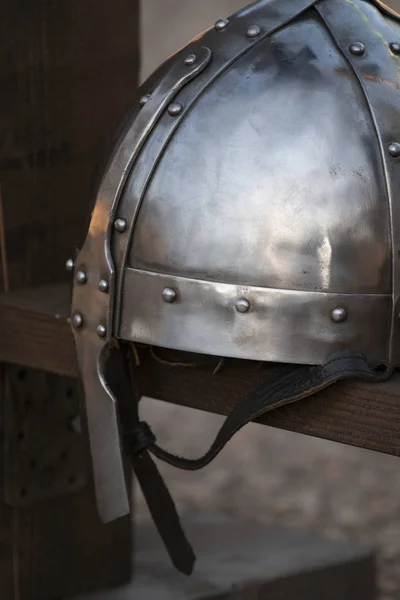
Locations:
115;0;321;333
331;307;347;324
235;298;251;314
70;23;213;523
139;94;151;107
349;42;365;55
215;18;230;31
184;54;197;66
114;218;128;233
390;41;400;54
162;287;178;304
316;0;400;364
70;0;400;525
75;270;87;285
246;24;262;37
65;258;75;272
388;142;400;158
98;279;110;294
120;269;391;365
72;313;83;329
168;102;183;116
129;10;390;295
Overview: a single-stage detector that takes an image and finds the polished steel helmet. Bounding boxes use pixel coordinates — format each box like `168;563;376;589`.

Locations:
70;0;400;572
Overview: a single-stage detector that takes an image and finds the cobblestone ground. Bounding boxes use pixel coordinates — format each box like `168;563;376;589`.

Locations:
136;399;400;599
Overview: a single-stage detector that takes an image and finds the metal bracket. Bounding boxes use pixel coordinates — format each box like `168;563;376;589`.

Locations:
2;365;86;508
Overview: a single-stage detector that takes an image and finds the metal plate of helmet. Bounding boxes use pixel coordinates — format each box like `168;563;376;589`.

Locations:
70;0;400;531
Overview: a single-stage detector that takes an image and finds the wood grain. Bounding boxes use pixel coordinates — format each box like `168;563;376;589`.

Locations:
0;0;140;595
1;283;400;458
0;283;77;377
0;0;140;290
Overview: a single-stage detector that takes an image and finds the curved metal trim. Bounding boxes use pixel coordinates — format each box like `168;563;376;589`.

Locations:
70;0;335;525
120;268;391;366
316;0;400;366
368;0;400;22
113;0;321;333
70;44;212;524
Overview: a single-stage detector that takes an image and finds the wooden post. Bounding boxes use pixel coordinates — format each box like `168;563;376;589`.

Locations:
0;1;140;598
0;0;140;289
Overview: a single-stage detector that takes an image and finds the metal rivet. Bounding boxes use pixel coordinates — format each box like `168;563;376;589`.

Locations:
388;142;400;157
75;270;87;285
98;279;109;293
390;42;400;55
72;313;83;329
331;307;347;323
349;42;365;56
96;324;107;338
235;298;250;314
114;218;127;233
215;18;229;31
184;54;197;66
246;25;261;39
139;94;150;107
65;258;75;272
168;102;183;117
162;287;177;304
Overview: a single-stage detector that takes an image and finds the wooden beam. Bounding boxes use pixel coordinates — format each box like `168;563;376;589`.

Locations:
1;283;400;458
0;283;77;377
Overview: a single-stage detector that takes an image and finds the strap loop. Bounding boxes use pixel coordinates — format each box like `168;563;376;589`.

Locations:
117;349;196;576
124;421;156;455
149;349;392;471
115;346;392;576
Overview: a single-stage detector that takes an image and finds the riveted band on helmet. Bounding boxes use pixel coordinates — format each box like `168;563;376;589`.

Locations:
69;0;400;574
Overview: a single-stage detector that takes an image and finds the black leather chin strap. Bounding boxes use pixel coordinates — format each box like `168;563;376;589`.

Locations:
119;348;391;575
107;347;196;576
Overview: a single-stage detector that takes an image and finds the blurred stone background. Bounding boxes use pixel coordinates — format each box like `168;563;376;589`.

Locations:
141;1;244;81
137;3;400;599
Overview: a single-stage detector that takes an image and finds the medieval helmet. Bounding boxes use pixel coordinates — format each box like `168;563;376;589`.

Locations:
70;0;400;573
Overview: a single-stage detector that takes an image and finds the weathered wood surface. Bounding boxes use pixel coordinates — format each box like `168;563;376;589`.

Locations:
0;361;133;600
8;474;132;600
0;0;140;597
70;514;376;600
1;283;400;458
0;283;77;376
0;0;140;290
0;335;133;600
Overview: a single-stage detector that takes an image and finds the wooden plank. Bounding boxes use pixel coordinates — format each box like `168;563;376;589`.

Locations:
0;283;77;376
1;283;400;458
70;514;376;600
